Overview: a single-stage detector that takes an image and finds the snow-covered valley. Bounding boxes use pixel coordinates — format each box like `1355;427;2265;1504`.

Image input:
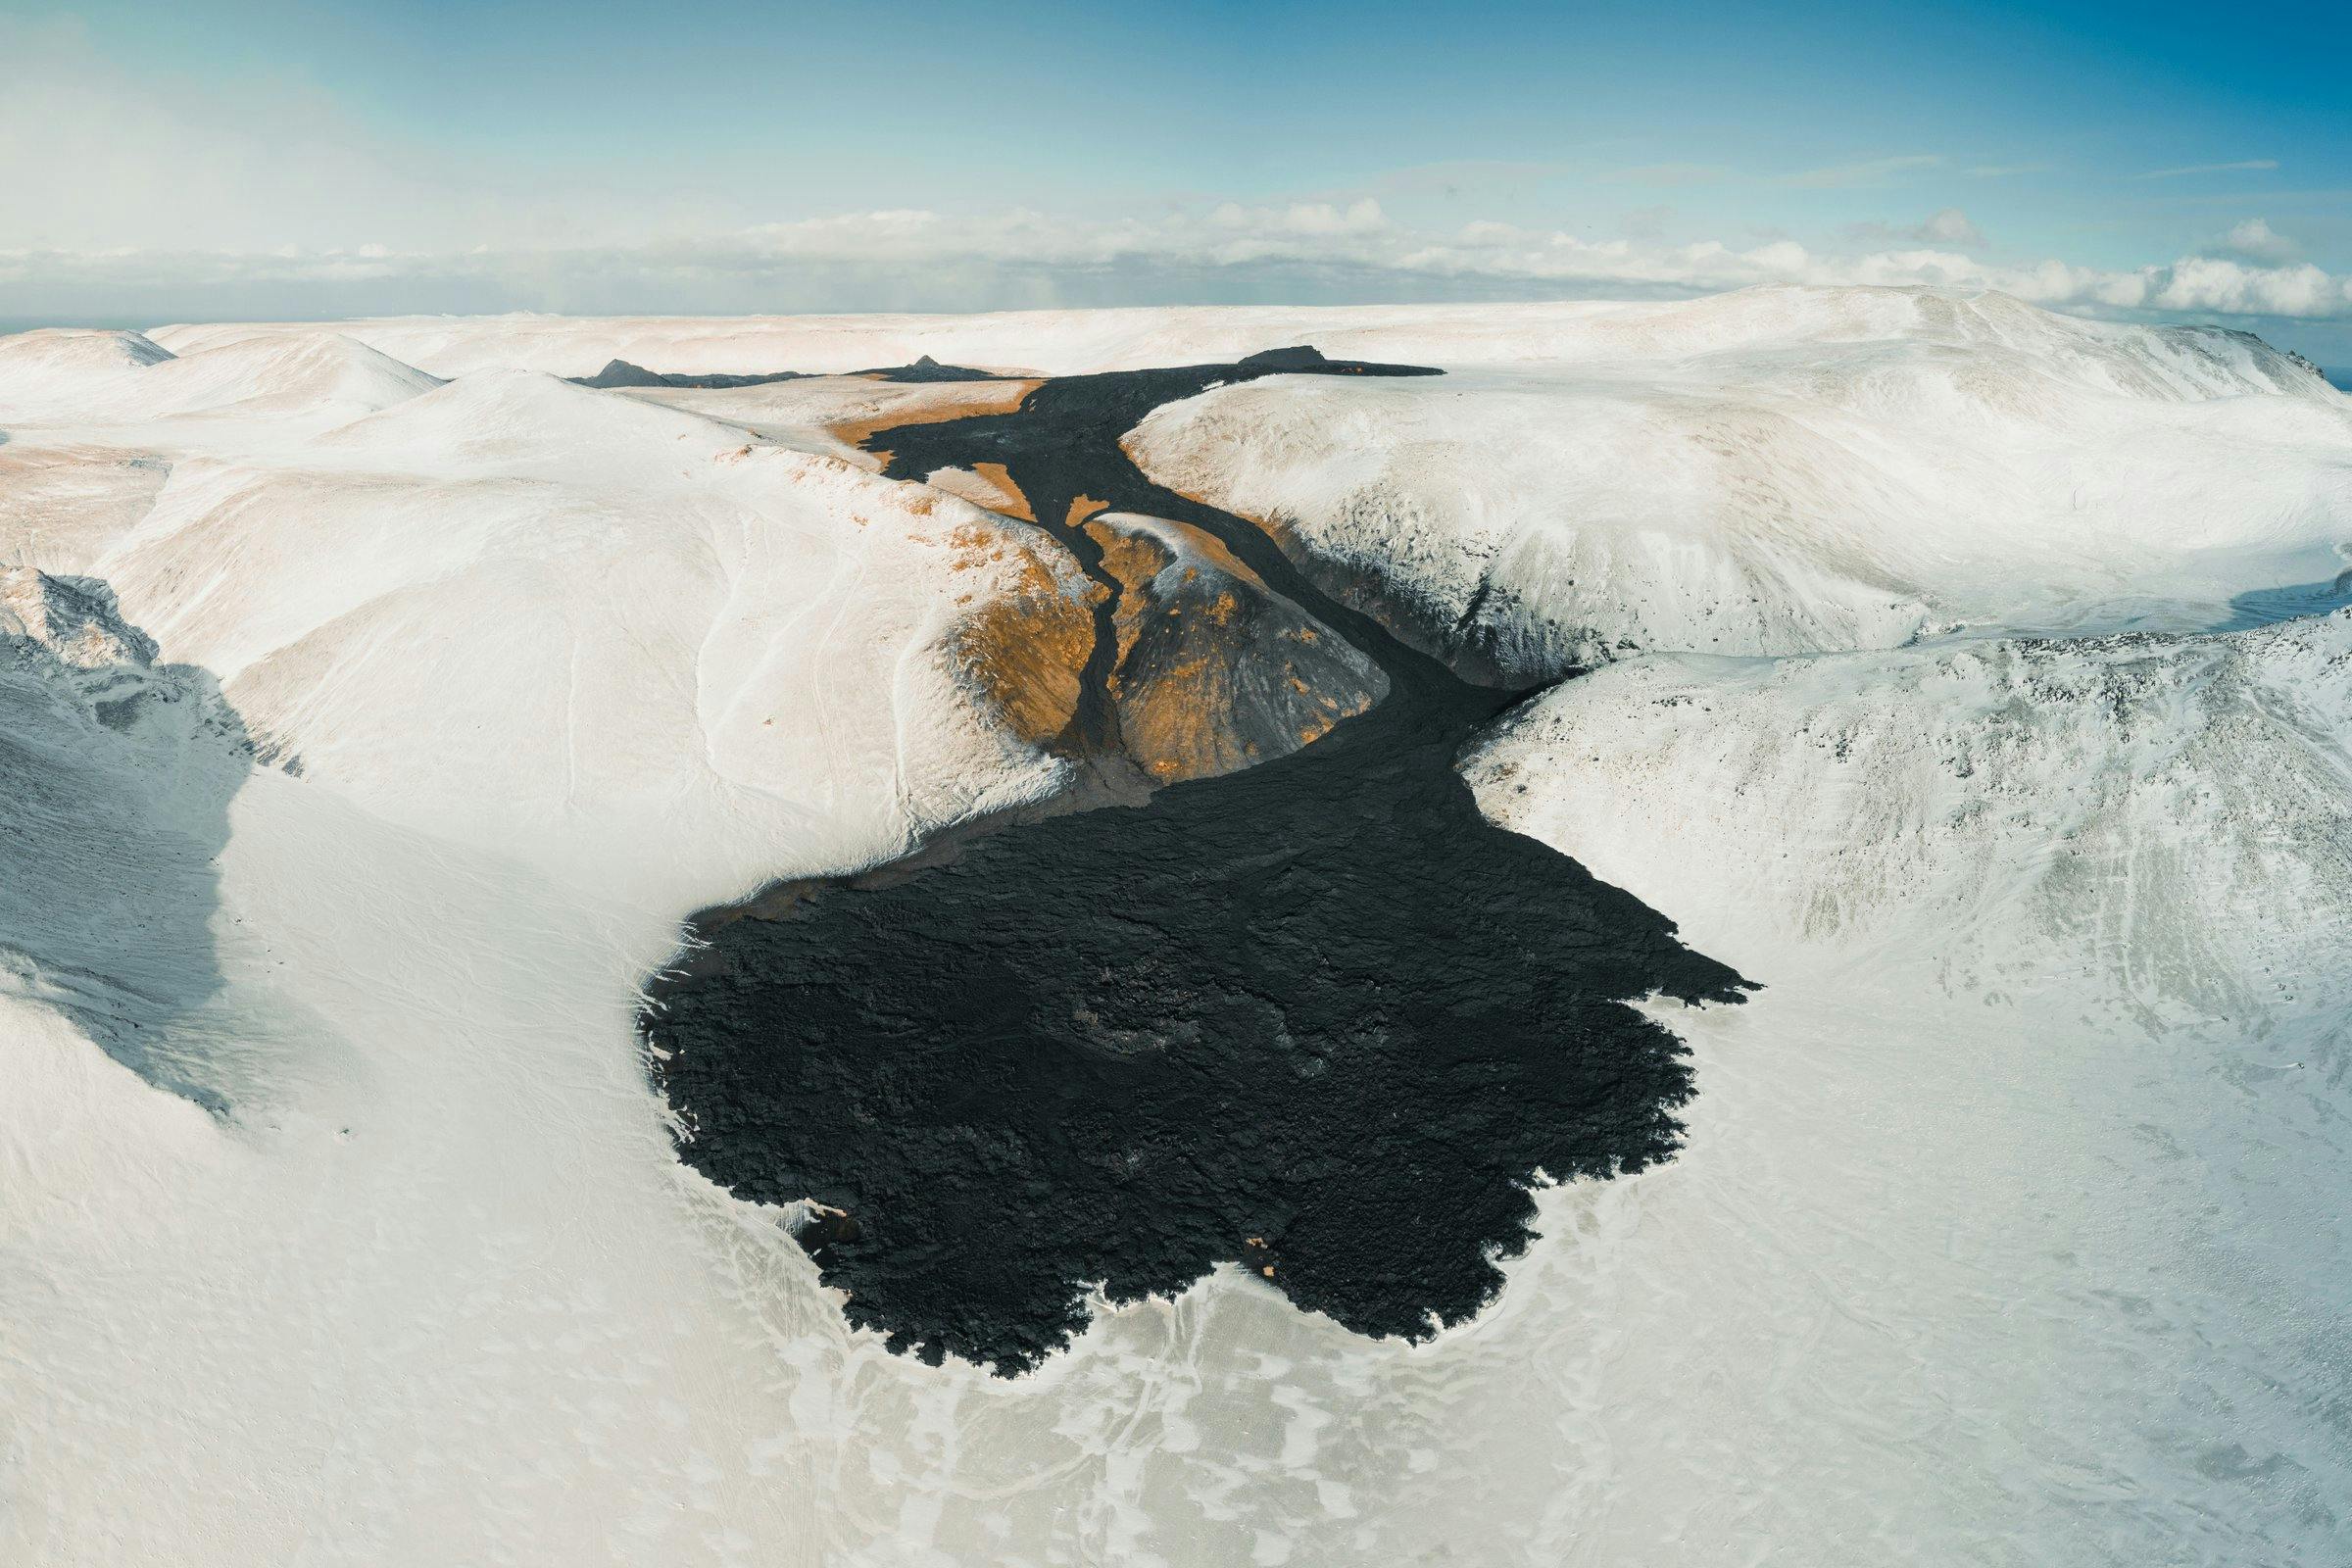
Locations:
4;287;2350;1565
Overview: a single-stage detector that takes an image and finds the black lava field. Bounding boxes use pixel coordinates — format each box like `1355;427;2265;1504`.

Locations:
641;350;1752;1373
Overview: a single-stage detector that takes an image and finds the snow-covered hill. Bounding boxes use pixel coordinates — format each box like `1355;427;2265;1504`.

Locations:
142;285;2334;387
1125;288;2352;679
0;326;440;427
1457;612;2352;1560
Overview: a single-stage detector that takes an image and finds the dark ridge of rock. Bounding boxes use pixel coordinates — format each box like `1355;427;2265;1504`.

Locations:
570;360;813;390
568;356;1012;391
868;355;1004;383
1236;344;1334;370
1084;513;1388;784
640;348;1751;1376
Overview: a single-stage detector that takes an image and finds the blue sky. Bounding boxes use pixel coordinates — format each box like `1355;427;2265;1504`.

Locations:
3;0;2348;360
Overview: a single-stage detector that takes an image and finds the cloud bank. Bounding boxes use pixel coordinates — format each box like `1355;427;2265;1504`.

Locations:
0;19;2343;355
8;203;2347;330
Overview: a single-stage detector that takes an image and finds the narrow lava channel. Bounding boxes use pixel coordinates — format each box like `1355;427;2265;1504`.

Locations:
641;349;1753;1374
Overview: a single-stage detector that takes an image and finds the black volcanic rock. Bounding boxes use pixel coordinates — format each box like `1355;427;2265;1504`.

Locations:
570;360;812;390
1236;344;1333;370
641;349;1750;1375
646;697;1748;1373
868;354;1003;383
569;355;1010;390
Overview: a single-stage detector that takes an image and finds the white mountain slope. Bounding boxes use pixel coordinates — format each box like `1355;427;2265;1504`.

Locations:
4;289;2350;1567
1125;288;2352;679
0;346;1111;908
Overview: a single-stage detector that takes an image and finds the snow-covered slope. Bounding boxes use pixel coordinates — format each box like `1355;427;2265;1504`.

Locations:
1125;289;2352;679
48;375;1094;907
144;286;2335;384
0;327;174;404
0;327;440;427
0;570;254;1109
1456;613;2352;1562
1468;612;2352;1017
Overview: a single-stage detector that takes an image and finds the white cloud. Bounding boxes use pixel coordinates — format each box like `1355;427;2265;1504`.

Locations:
12;203;2346;328
1914;209;1985;247
2218;219;2298;264
0;26;2341;334
1779;154;1943;189
2134;159;2279;180
1601;163;1732;187
1849;209;1986;250
2154;258;2343;317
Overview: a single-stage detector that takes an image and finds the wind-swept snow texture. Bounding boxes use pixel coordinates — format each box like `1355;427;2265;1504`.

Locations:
6;286;2352;1566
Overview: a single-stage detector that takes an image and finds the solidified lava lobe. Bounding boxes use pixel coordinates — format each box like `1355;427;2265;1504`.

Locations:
640;348;1752;1374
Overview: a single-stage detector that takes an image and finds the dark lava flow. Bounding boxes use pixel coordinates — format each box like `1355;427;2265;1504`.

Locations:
571;354;1004;390
641;347;1752;1374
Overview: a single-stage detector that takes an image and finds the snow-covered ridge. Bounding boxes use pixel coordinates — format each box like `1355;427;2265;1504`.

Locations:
1124;290;2352;679
1453;611;2352;1561
141;283;2334;382
1464;611;2352;1016
0;325;441;425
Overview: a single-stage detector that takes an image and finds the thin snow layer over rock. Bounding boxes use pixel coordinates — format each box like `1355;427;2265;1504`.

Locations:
1126;289;2352;679
0;570;257;1108
1458;618;2352;1561
1088;511;1387;781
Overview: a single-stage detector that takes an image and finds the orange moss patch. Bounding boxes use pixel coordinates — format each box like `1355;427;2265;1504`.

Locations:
1065;494;1110;528
927;462;1035;521
945;521;1102;747
1076;513;1374;785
